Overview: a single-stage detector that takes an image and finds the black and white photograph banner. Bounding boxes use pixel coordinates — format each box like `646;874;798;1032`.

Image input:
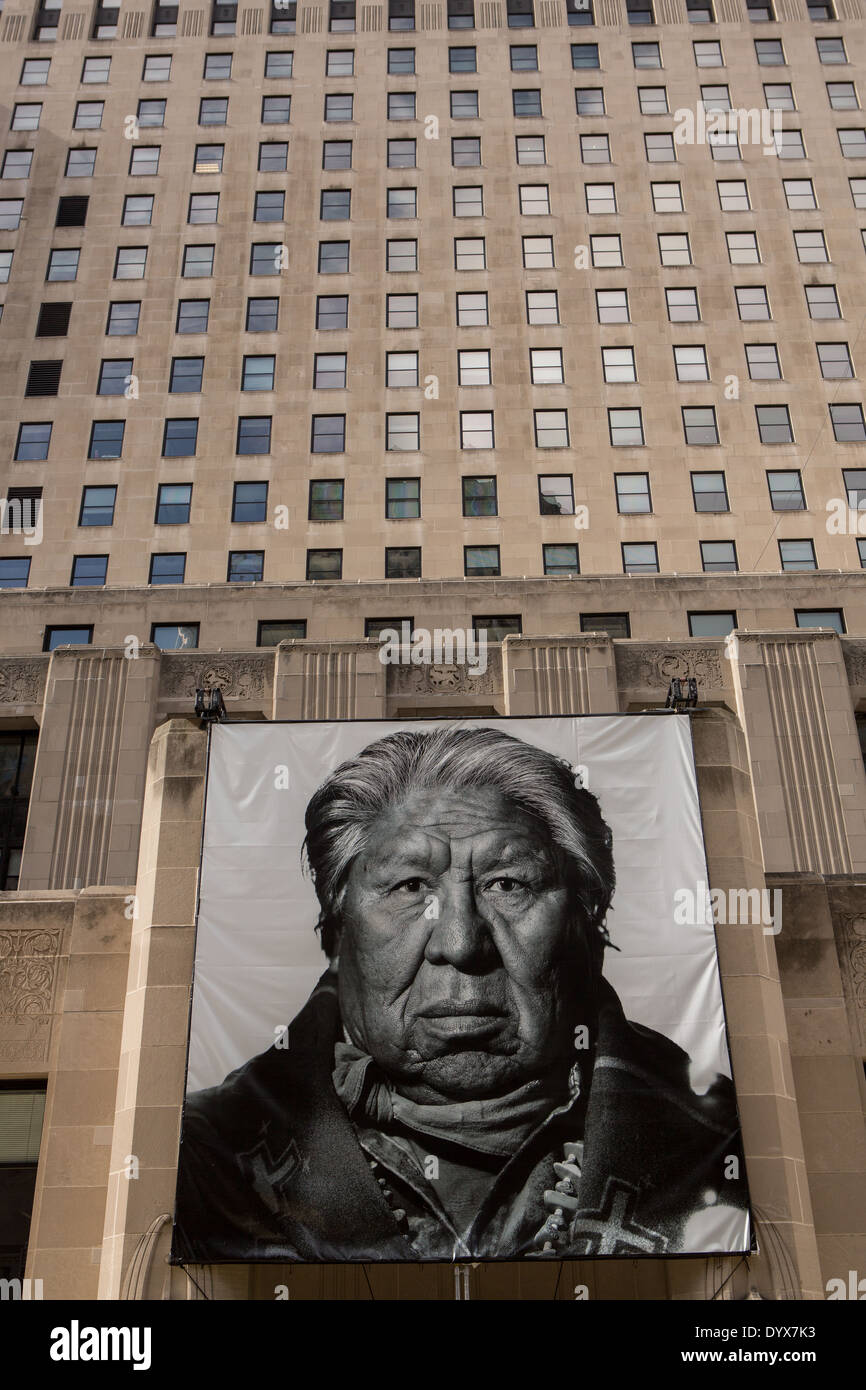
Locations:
171;716;751;1264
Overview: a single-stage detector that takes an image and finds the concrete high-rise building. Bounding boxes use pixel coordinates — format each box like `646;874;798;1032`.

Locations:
0;0;864;1301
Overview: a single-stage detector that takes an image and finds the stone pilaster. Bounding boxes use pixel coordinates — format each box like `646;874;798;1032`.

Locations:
502;635;617;715
272;640;387;720
20;646;161;892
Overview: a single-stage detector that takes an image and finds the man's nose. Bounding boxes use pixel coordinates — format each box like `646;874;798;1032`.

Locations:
424;881;495;970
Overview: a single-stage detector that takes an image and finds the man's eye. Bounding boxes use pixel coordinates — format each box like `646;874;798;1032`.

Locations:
391;877;425;894
486;877;527;894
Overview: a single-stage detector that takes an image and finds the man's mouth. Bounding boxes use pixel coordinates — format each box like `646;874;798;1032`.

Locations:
416;1002;508;1041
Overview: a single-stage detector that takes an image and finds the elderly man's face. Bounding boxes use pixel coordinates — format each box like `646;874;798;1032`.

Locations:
335;787;596;1102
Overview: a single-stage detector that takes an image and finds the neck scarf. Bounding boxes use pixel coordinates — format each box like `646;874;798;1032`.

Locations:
332;1040;569;1159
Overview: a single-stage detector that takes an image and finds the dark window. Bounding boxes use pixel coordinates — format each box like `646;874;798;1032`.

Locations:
767;470;804;510
5;488;41;532
246;298;279;332
462;476;497;516
307;548;343;579
778;539;816;571
464;544;500;576
98;359;133;396
700;541;738;573
365;617;414;640
71;555;108;587
795;608;844;634
309;480;345;520
176;300;210;334
385;546;422;578
35;303;71;337
318;242;350;273
169;358;204;393
448;0;475;28
316;296;348;330
43;626;93;651
89;421;125;460
55;196;88;227
473;615;522;641
232;481;268;523
151;623;199;649
162;419;198;457
689;611;737;636
156;483;192;524
622;542;658;574
258;620;307;646
389;48;416;73
0;557;30;590
580;613;630;638
691;471;729;512
538;475;574;515
149;553;186;585
311;415;346;452
79;485;116;526
237;417;272;453
386;477;420;518
449;46;476;72
15;423;52;461
106;302;141;336
542;544;579;576
0;1082;46;1276
228;550;264;582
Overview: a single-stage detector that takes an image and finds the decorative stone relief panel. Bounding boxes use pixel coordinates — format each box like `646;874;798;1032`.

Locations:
0;928;62;1065
615;644;726;693
0;658;46;705
159;655;272;703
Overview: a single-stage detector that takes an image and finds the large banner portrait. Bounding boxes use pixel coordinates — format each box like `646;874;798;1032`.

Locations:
171;716;751;1264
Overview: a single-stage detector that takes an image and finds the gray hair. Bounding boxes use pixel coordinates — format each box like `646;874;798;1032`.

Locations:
303;726;615;963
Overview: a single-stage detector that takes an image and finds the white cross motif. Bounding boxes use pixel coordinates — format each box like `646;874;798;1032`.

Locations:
570;1178;668;1256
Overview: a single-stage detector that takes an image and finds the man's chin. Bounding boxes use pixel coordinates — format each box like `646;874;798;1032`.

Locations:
404;1050;532;1101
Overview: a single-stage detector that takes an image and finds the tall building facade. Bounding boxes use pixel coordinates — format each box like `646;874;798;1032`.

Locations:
0;0;864;1300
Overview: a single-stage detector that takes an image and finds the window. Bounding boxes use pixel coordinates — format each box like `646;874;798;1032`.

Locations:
535;409;569;448
756;404;793;444
850;178;866;208
326;50;355;77
745;343;781;380
258;620;307;645
519;184;550;216
652;181;683;213
70;555;107;587
387;293;418;328
12;104;42;131
689;612;736;637
383;351;416;388
683;406;719;445
309;480;344;521
581;134;610;164
237;416;272;453
767;470;804;509
0;558;31;590
455;237;485;270
204;53;233;80
794;229;828;264
844;468;866;509
389;0;415;29
386;477;420;518
691;471;728;512
265;51;294;78
122;195;154;227
450;46;476;72
796;609;844;634
674;345;709;381
182;245;214;279
816;342;852;380
312;415;346;452
388;48;415;73
150;553;186;585
727;231;760;265
386;412;419;450
270;0;297;34
129;146;159;177
313;295;345;331
162;419;198;456
516;136;546;166
609;409;644;447
323;145;351;176
530;348;563;385
25;361;61;396
525;292;558;328
383;547;420;578
717;180;750;211
597;289;629;323
262;96;291;124
817;37;847;63
228;549;265;583
586;183;616;214
457;291;488;326
44;626;93;650
462;476;497;516
461;411;494;449
188;193;219;225
700;541;738;573
254;192;284;223
321;189;351;221
575;88;605;116
464;545;500;577
453;186;484;217
736;285;770;320
638;88;668;117
805;284;840;319
259;142;288;172
388;139;416;169
307;549;342;579
543;544;579;576
783;179;817;211
615;473;651;512
156;483;192;524
0;199;23;231
74;101;104;130
15;423;52;461
513;90;542;117
97;358;132;396
56;196;88;227
762;83;794;111
388;93;416;120
143;55;172;80
687;0;714;18
242;355;275;391
633;42;662;68
778;539;816;572
311;352;345;389
451;91;480;120
82;57;111;83
831;404;866;442
2;151;32;180
755;39;785;65
666;287;700;321
538;474;574;515
194;144;224;173
590;235;622;267
645;132;675;163
89;420;125;459
387;187;417;219
319;241;350;273
20;59;51;85
693;40;722;67
151;623;199;650
839;129;866;160
602;347;636;383
177;300;210;334
774;129;806;159
622;542;658;574
452;137;481;167
746;0;774;15
828;82;858;110
511;44;537;69
659;233;691;266
250;242;281;276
